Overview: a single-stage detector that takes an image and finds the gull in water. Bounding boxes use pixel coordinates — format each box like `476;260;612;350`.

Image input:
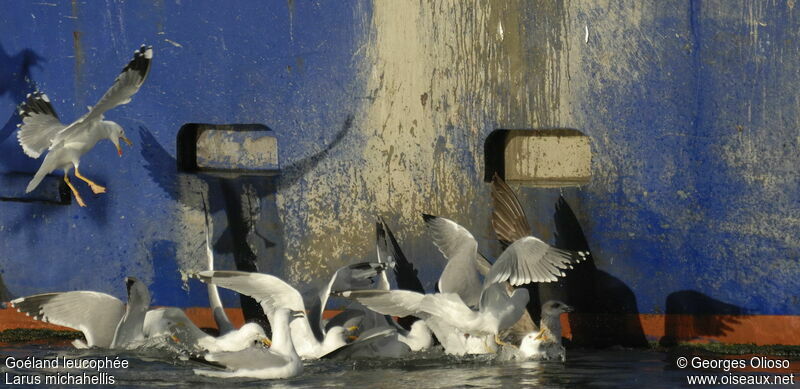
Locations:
321;221;434;359
142;307;268;354
499;300;574;362
17;45;152;206
11;275;266;354
340;211;587;355
194;308;304;379
334;218;496;355
198;261;386;359
144;200;269;355
11;277;150;349
337;281;527;350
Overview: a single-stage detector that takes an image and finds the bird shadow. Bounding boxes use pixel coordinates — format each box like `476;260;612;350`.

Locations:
551;196;650;348
140;125;276;327
658;291;747;346
140;111;353;325
0;44;43;146
277;114;353;190
0;272;13;306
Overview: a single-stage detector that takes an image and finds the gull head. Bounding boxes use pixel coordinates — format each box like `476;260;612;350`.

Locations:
322;325;348;351
519;332;544;356
104;122;133;156
541;300;574;318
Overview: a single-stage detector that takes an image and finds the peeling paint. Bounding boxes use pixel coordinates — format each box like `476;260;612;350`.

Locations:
274;0;571;286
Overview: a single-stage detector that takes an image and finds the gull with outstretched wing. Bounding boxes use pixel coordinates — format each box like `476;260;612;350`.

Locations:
487;174;589;286
10;277;150;349
16;45;152;206
198;261;386;359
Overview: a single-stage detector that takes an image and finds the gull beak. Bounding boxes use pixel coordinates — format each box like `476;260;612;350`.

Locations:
563;305;575;313
117;136;132;156
260;337;272;347
347;326;359;332
289;310;306;319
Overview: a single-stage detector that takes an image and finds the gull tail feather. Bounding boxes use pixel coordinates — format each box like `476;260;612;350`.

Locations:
26;169;49;193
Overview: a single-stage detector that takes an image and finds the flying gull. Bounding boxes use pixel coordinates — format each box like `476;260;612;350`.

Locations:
17;45;152;206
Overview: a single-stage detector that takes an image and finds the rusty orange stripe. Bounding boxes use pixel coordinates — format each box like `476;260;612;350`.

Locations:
0;307;343;333
2;308;798;346
561;313;800;346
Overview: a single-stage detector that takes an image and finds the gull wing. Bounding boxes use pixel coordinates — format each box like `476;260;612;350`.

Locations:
491;173;532;246
311;262;387;340
422;214;483;307
204;347;291;371
378;219;426;293
336;290;426;318
422;214;478;260
11;291;124;348
51;45;152;145
16;91;65;158
321;327;409;359
486;236;588;286
417;293;481;332
476;253;493;277
197;270;305;319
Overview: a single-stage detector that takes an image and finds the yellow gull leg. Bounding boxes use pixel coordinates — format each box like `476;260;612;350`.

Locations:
64;175;86;207
495;334;514;348
74;167;106;194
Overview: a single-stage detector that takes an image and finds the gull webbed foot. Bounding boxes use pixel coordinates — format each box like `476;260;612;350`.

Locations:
64;175;87;207
74;167;107;195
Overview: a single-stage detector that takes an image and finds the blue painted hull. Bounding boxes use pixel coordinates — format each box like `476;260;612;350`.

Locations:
0;1;797;322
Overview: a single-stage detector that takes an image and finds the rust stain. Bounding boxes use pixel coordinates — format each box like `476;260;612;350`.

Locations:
71;30;85;105
71;0;86;107
287;0;295;41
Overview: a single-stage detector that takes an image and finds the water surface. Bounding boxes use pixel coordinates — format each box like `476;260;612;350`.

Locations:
1;344;797;388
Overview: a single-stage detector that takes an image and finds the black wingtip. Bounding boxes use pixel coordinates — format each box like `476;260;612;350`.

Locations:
122;44;153;80
125;277;138;295
421;213;437;222
376;220;386;240
17;90;58;120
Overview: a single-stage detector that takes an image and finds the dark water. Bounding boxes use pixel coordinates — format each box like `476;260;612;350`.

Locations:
1;344;797;388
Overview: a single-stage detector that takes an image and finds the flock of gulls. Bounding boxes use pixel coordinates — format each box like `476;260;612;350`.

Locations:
9;46;589;380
